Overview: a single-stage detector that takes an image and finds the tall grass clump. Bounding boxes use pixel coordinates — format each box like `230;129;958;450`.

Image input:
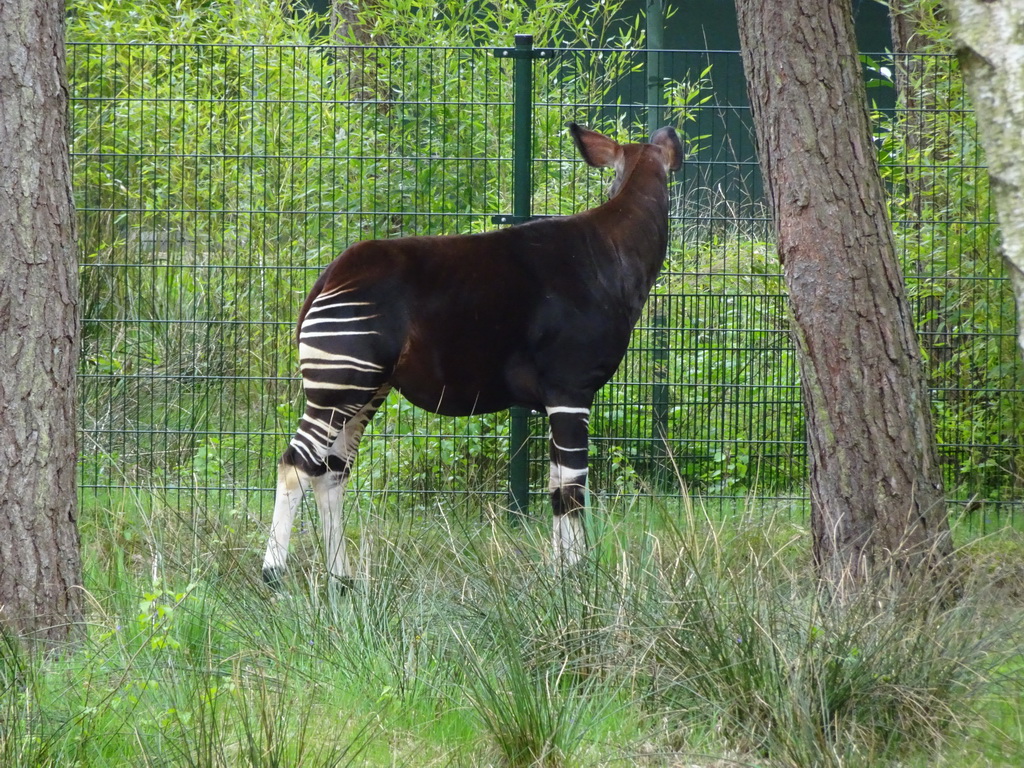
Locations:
453;619;617;768
631;501;1017;766
440;521;634;767
4;484;1024;766
0;553;390;766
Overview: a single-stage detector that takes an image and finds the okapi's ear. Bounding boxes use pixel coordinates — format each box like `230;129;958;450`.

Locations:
569;123;622;169
651;126;684;172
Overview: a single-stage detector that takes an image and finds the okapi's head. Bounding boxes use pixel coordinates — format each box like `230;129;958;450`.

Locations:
568;122;683;199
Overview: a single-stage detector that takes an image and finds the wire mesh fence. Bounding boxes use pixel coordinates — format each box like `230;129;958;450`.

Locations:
70;42;1022;530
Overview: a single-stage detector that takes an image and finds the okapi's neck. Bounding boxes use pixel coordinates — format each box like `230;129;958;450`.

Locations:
598;150;671;290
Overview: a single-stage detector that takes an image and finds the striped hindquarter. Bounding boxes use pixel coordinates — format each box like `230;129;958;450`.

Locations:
264;282;595;585
263;286;392;588
289;285;390;472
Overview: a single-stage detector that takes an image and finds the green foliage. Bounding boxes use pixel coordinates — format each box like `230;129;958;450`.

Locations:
664;63;714;157
588;235;802;496
68;0;1021;514
69;0;318;44
865;39;1024;503
68;0;712;506
335;0;639;49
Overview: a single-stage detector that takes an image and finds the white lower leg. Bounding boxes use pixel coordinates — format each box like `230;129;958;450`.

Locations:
549;463;589;566
553;513;586;566
263;463;309;579
312;473;352;582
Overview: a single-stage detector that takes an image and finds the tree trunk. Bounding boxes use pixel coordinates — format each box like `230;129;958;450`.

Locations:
0;0;83;647
889;0;926;105
888;0;927;221
734;0;953;591
947;1;1024;361
331;0;383;44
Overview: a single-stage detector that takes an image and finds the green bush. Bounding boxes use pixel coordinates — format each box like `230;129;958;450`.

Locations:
865;38;1024;503
70;0;1021;513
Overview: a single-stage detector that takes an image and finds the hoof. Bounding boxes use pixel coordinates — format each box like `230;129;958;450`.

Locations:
262;565;286;590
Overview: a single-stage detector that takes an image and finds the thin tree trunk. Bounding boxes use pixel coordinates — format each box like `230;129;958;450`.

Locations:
947;1;1024;362
889;0;926;109
888;0;926;221
735;0;953;592
331;0;383;44
0;0;83;646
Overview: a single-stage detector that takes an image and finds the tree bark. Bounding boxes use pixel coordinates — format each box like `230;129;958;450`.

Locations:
734;0;952;591
947;1;1024;361
0;0;83;646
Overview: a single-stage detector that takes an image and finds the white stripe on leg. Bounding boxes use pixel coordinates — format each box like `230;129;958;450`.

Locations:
548;463;588;491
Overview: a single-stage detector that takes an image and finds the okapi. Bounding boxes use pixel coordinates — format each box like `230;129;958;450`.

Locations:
262;123;683;588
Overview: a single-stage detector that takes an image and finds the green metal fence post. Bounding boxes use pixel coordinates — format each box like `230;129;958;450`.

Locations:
493;33;551;519
647;2;671;480
509;34;533;520
652;298;670;481
647;0;665;138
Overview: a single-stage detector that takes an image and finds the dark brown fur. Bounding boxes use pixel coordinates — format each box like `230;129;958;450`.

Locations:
295;125;682;418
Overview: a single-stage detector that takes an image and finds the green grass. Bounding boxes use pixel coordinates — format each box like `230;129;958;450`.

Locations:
3;491;1023;767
